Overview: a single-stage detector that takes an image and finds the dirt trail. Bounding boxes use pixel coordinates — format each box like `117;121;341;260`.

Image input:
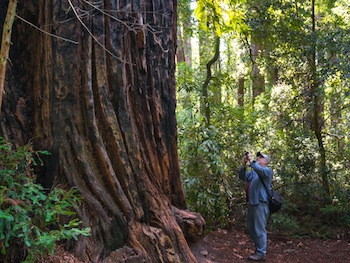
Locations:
190;229;350;263
43;228;350;263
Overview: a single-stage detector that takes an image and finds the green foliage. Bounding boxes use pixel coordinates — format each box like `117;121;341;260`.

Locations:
0;137;90;262
177;0;350;239
195;0;224;34
320;204;347;225
194;0;248;35
269;213;299;234
179;122;231;227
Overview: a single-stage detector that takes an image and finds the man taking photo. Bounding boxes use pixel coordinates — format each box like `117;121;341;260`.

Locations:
239;151;273;261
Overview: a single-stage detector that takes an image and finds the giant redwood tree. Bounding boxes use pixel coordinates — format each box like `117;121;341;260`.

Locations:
0;0;204;262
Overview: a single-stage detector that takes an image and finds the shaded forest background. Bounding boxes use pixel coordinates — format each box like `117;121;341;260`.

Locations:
176;0;350;239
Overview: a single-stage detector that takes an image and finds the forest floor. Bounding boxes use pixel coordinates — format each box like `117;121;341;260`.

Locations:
190;228;350;263
44;228;350;263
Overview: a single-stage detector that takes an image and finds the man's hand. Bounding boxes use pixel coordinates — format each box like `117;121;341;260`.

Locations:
247;152;253;163
242;152;251;167
242;156;248;167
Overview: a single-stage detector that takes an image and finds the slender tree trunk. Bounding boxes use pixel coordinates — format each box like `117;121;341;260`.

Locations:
177;26;186;63
0;0;17;113
250;40;265;104
176;0;192;65
268;67;278;87
330;92;343;152
309;0;330;199
201;35;220;127
238;77;245;107
1;0;205;262
246;1;268;106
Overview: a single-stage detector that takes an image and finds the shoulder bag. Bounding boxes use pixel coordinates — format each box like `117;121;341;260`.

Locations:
258;175;282;213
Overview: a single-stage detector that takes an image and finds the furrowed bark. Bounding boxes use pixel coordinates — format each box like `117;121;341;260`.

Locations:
1;0;205;262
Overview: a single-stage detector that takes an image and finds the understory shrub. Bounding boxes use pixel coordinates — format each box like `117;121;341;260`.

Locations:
269;212;299;234
0;137;90;262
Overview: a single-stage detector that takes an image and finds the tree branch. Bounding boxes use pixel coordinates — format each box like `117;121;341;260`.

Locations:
68;0;134;65
15;15;79;45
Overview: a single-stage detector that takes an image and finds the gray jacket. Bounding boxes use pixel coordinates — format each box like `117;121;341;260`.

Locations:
239;161;273;205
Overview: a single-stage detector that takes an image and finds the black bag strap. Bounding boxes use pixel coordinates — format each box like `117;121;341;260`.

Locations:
249;165;273;198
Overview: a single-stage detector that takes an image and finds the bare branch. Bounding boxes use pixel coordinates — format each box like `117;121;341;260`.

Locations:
81;0;168;53
16;15;79;45
82;0;137;33
68;0;133;64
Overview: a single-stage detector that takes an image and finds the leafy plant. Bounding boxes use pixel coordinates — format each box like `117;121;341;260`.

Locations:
0;137;90;262
178;122;233;228
269;212;299;234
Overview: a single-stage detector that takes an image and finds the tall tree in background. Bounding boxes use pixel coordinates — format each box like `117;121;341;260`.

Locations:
0;0;204;262
177;0;193;65
245;1;267;105
200;34;220;127
307;0;330;198
195;0;223;127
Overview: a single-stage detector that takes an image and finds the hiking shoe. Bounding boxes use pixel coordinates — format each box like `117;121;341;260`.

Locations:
248;254;266;261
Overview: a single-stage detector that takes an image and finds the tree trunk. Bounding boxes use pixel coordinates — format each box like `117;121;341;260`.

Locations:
200;35;220;127
308;0;330;199
177;26;186;63
237;77;245;107
246;0;267;105
177;0;192;66
250;40;265;104
0;0;17;113
1;0;205;262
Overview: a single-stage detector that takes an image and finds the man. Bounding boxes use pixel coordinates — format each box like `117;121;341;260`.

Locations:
239;151;272;261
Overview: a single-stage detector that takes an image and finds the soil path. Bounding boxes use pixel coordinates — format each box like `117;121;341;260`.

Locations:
190;229;350;263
